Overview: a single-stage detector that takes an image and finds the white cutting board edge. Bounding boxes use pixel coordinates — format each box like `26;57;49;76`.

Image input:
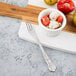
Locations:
18;22;76;54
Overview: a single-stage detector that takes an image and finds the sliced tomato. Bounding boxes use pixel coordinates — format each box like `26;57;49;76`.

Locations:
57;15;63;23
41;16;50;26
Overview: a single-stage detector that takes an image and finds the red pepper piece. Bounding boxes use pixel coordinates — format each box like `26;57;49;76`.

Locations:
57;15;63;23
57;0;75;14
41;16;50;26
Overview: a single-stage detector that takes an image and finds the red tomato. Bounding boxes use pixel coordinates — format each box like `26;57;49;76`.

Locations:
41;16;50;26
57;15;63;23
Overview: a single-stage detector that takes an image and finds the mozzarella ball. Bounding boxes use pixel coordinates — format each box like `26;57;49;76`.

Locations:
49;11;59;20
49;21;61;29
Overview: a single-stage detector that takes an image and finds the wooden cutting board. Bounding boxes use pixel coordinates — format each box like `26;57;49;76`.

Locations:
0;2;76;34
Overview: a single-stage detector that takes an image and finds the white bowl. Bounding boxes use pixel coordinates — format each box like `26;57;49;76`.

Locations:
38;8;66;36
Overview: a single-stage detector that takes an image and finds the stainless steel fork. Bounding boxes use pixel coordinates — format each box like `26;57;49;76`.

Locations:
26;22;56;71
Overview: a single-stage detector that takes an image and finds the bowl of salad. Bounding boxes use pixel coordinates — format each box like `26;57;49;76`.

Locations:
38;8;66;36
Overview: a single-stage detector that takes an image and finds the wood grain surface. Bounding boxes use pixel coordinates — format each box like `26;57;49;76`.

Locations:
0;2;76;34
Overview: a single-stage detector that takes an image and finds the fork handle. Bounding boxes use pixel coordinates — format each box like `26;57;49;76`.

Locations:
38;42;56;71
